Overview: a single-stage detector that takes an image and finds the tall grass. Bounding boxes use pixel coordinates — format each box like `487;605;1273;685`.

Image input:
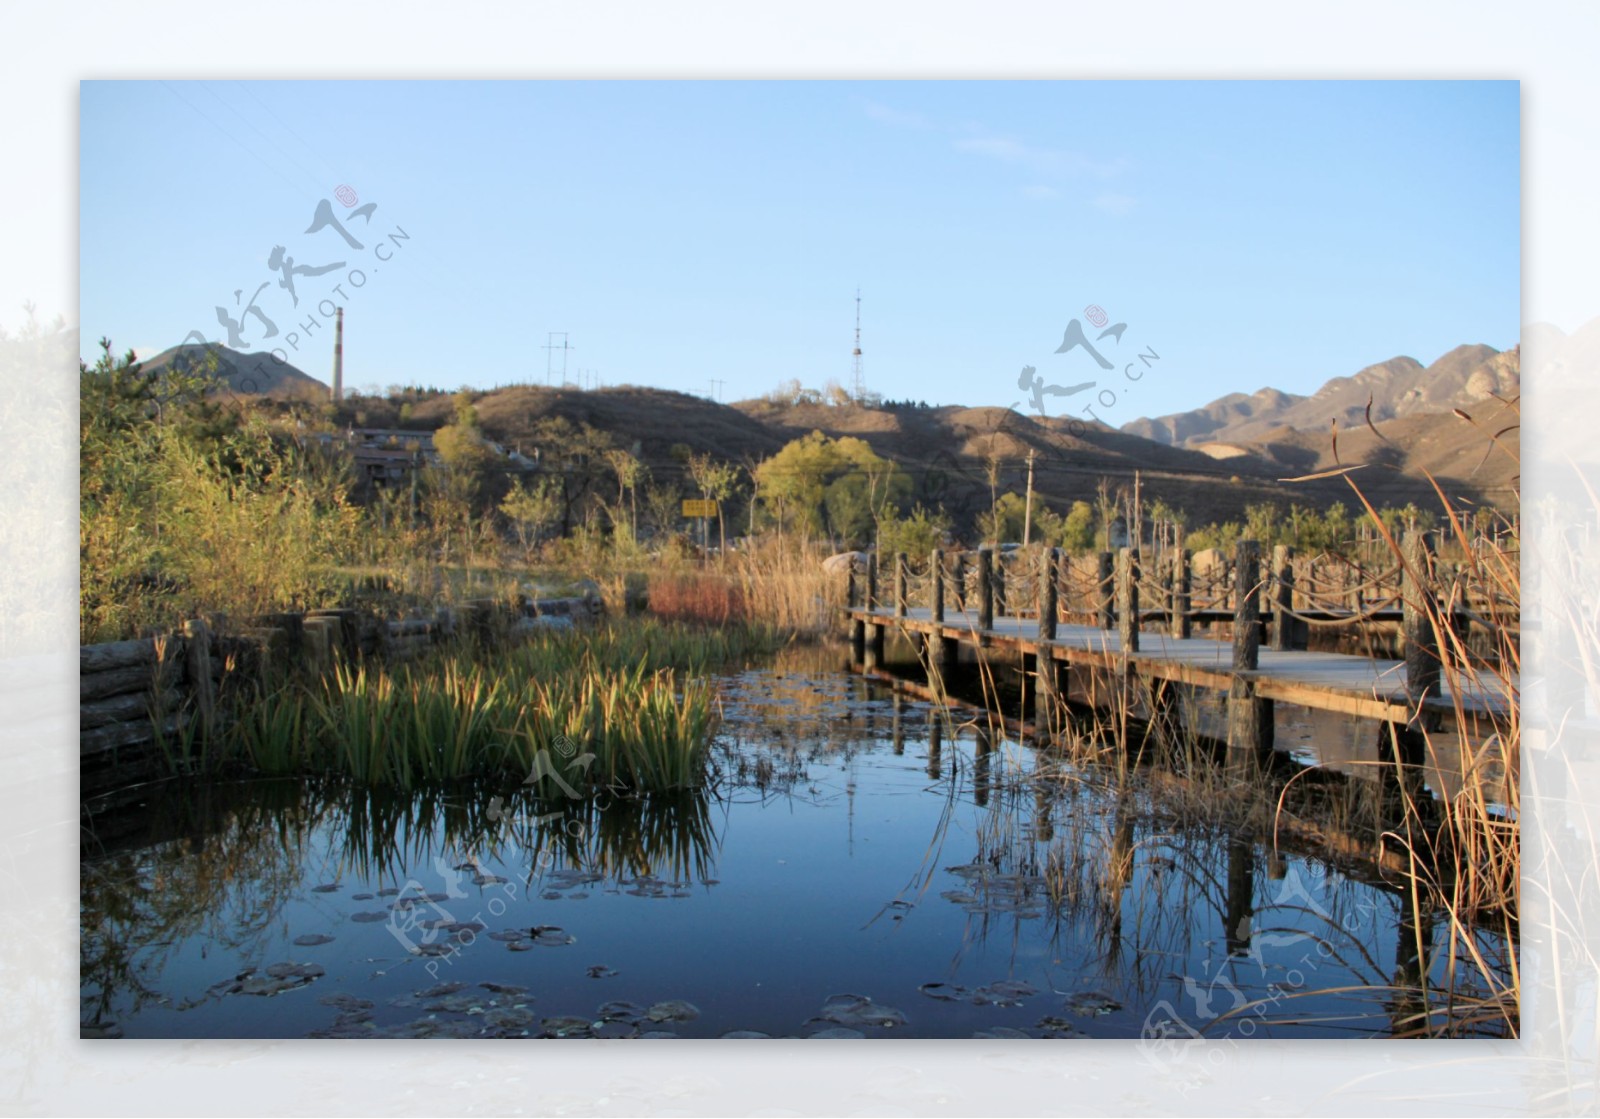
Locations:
179;620;771;792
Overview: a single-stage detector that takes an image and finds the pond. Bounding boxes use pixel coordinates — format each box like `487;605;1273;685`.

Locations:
80;647;1514;1040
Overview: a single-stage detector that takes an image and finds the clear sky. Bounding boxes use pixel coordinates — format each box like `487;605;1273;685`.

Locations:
79;79;1519;424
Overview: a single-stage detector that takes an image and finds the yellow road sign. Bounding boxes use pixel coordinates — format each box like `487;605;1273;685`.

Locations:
682;499;719;518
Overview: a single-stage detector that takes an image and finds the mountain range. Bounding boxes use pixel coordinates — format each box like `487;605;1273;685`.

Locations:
1122;343;1520;450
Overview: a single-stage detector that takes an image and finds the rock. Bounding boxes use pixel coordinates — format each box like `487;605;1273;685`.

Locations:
822;551;868;576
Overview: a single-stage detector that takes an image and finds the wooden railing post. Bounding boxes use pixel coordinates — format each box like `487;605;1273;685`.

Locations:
993;553;1008;619
182;618;215;741
930;548;945;625
866;552;879;612
1402;531;1441;698
1116;547;1140;653
952;552;967;613
1097;551;1115;630
1270;544;1295;651
1228;539;1272;762
894;551;908;618
1038;547;1058;642
1174;548;1192;639
977;548;995;636
1057;549;1073;628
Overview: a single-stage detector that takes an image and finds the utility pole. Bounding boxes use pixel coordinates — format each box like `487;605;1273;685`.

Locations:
1022;448;1037;547
543;333;573;387
709;378;725;403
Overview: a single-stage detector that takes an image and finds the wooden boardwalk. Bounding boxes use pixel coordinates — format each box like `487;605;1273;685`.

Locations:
848;605;1513;730
843;536;1517;759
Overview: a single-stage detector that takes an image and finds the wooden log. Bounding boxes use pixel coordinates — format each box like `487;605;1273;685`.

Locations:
306;608;359;661
1038;547;1058;642
865;622;884;671
1174;548;1192;640
930;549;945;625
80;712;186;759
80;661;180;703
80;688;182;730
1270;544;1295;651
80;636;177;675
302;616;336;674
977;549;994;636
895;552;908;619
850;617;866;663
182;618;215;739
255;612;305;656
1117;548;1140;653
1097;551;1115;630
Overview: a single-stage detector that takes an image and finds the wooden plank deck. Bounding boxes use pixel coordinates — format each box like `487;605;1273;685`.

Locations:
848;605;1515;729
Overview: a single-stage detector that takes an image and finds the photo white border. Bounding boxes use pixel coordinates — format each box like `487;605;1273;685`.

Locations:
6;2;1598;1113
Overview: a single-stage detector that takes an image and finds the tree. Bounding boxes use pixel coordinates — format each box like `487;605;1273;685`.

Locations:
603;446;647;541
753;430;907;546
499;477;563;556
1056;500;1097;554
688;452;742;554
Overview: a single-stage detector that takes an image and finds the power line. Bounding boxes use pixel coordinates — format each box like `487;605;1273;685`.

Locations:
238;81;344;185
199;82;326;194
159;81;304;195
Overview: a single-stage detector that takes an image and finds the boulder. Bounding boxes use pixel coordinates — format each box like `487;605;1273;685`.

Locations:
821;551;868;576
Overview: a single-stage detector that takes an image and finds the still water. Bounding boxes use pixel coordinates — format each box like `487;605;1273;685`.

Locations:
81;651;1513;1040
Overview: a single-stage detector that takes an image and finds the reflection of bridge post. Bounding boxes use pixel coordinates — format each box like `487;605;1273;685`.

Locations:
891;693;904;756
1035;548;1060;741
1034;778;1054;843
1389;895;1435;1036
1227;540;1275;772
927;715;943;780
1225;834;1256;956
974;725;993;807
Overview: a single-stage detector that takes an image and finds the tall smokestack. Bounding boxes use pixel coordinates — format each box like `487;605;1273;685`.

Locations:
332;306;344;401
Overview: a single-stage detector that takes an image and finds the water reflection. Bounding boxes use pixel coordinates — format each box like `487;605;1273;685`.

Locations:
80;654;1516;1039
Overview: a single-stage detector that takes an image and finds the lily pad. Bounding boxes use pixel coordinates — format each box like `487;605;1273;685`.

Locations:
311;883;342;893
292;934;335;947
1063;991;1122;1017
645;999;701;1023
541;1015;595;1038
586;965;619;979
488;929;528;943
319;993;374;1012
484;1007;536;1030
350;911;391;923
351;892;375;901
592;1020;639;1039
479;982;528;996
597;1000;647;1022
806;1027;866;1039
720;1030;772;1039
425;994;487;1014
507;940;534;952
817;993;906;1029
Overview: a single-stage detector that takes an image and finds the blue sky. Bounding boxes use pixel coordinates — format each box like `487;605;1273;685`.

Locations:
79;80;1519;424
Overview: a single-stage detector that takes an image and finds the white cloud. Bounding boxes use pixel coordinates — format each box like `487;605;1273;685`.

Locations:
953;131;1127;179
861;100;932;131
1091;192;1137;215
